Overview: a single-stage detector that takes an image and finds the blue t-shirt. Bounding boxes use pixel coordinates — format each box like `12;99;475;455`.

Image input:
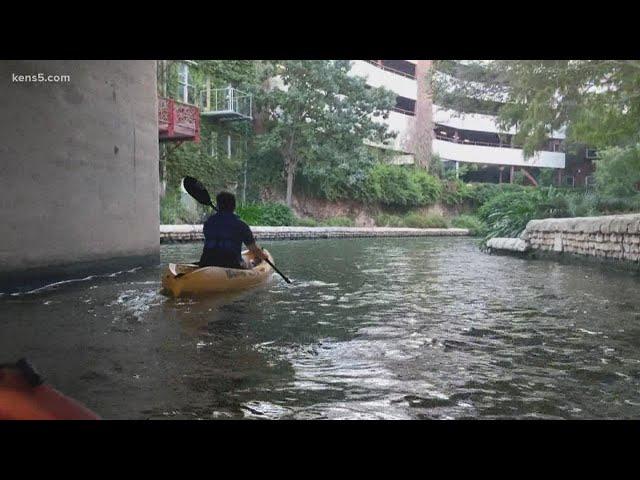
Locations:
200;212;255;268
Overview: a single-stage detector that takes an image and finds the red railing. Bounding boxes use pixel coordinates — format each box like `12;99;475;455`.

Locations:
158;97;200;143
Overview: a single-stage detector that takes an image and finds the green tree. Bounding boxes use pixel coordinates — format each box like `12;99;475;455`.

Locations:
434;60;640;198
158;60;262;198
254;60;396;206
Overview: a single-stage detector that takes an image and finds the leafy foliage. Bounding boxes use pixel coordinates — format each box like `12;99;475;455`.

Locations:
478;187;571;240
436;60;640;157
294;217;319;227
235;202;296;226
594;145;640;197
297;147;378;202
440;178;473;205
451;215;487;236
403;213;449;228
365;164;442;207
374;213;405;227
322;216;355;227
465;183;529;209
255;60;396;205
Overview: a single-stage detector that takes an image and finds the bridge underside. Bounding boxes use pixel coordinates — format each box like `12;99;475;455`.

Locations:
0;60;160;293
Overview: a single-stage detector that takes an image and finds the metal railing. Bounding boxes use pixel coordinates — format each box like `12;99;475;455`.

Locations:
199;87;252;119
363;60;416;79
434;133;563;153
434;133;520;149
391;106;416;116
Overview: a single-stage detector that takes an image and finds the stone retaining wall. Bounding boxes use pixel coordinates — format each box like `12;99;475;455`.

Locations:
524;214;640;263
160;225;470;243
487;214;640;269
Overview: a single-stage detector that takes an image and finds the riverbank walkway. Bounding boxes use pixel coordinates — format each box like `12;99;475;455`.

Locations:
161;225;470;243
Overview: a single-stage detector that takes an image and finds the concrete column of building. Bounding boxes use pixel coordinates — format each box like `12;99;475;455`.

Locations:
409;60;433;170
0;60;160;293
510;166;515;183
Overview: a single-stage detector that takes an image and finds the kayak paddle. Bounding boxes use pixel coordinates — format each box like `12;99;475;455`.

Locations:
182;176;292;284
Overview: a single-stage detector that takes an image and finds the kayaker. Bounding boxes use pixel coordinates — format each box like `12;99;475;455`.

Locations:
199;191;267;269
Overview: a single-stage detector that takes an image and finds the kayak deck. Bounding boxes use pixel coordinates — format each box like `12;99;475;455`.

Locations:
161;249;274;297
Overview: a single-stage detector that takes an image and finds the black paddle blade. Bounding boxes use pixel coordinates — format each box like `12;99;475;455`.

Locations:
183;176;214;208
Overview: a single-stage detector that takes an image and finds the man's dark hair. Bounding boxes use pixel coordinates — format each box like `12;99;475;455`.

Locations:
216;191;236;212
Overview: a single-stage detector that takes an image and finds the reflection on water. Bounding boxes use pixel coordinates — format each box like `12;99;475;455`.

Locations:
1;238;640;419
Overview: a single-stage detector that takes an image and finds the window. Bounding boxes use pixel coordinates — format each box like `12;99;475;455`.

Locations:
177;63;196;104
394;96;416;115
564;176;575;187
586;148;598;159
381;60;416;78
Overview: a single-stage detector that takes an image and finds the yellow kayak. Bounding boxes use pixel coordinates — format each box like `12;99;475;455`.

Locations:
161;249;274;297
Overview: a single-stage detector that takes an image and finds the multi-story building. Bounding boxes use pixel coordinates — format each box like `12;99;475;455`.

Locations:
157;60;594;188
349;60;569;186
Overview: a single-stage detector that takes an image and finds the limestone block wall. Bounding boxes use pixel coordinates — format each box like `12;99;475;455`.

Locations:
524;214;640;263
160;225;470;243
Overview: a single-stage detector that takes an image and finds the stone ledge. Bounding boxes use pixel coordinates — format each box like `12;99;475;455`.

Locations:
487;213;640;269
160;225;470;243
486;237;528;253
525;214;640;235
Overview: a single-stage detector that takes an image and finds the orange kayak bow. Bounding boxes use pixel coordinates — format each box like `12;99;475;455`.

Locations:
0;359;100;420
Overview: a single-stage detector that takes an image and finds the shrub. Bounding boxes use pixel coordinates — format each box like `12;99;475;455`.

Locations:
294;217;319;227
451;215;487;236
565;191;599;217
403;213;448;228
374;213;405;227
596;195;640;214
538;168;556;187
321;216;355;227
465;183;528;209
365;163;443;207
478;187;570;240
441;179;473;206
236;202;295;226
413;169;443;204
594;145;640;197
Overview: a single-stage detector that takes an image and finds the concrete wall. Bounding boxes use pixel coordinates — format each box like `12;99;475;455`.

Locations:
0;61;159;292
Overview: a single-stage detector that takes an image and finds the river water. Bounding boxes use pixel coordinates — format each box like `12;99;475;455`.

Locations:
1;237;640;419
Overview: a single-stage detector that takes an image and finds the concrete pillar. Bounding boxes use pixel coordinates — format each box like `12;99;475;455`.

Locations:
0;60;160;293
409;60;433;170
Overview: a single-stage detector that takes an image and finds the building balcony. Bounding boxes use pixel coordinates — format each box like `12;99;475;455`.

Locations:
199;87;252;121
158;97;200;143
350;60;417;100
433;137;565;169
